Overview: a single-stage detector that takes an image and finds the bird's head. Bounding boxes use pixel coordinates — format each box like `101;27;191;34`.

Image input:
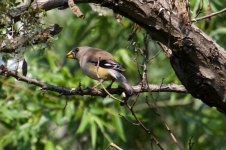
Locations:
66;47;92;60
66;47;80;59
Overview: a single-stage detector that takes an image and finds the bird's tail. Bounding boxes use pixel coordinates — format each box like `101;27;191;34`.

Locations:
108;70;133;96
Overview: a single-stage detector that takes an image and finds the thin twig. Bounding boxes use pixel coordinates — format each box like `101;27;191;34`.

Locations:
126;103;164;150
163;123;182;149
96;57;101;79
106;143;123;150
157;42;172;58
100;82;123;103
192;7;226;22
126;92;164;150
186;0;191;22
140;34;149;87
188;137;194;150
126;103;149;137
119;114;139;126
146;96;183;150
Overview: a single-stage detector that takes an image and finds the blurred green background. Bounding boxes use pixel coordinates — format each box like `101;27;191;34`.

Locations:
0;0;226;149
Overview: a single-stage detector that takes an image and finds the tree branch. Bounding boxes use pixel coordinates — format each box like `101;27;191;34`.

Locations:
0;24;62;53
192;7;226;22
0;65;187;97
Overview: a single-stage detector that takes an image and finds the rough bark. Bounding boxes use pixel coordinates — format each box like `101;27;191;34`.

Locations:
7;0;226;113
92;0;226;113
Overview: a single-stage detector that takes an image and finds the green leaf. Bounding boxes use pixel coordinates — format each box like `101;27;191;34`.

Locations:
76;109;89;133
90;121;97;148
92;116;112;142
44;140;55;150
112;115;126;141
210;28;226;37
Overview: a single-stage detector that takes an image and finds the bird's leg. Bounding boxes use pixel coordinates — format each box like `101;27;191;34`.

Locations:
92;79;104;89
107;79;115;89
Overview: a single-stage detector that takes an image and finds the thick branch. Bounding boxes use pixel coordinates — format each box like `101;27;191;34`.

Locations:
9;0;68;18
0;65;187;96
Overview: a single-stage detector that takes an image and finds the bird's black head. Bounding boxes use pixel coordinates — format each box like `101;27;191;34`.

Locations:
66;47;80;59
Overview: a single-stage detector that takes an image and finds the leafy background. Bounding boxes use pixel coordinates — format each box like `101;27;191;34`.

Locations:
0;0;226;149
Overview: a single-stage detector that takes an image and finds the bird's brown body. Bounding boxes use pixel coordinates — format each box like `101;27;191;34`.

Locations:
82;62;113;80
77;47;119;80
66;46;133;96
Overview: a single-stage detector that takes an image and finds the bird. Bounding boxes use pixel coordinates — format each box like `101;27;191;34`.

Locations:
66;46;133;97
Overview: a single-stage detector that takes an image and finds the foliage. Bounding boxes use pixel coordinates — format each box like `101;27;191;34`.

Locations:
0;1;226;150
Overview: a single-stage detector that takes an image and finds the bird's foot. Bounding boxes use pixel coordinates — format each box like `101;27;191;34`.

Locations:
106;80;115;90
90;87;101;94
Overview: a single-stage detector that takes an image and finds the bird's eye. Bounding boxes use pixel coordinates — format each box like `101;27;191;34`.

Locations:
71;48;79;57
75;48;79;52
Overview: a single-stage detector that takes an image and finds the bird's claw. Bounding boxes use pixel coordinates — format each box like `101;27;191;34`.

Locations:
90;87;101;94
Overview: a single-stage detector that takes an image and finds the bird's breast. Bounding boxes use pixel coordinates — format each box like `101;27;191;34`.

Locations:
82;62;113;80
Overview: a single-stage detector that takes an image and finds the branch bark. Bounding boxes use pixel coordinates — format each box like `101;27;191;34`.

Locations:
0;65;187;96
7;0;226;113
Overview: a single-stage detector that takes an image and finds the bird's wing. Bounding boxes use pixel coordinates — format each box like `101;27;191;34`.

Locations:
98;59;125;72
86;49;125;72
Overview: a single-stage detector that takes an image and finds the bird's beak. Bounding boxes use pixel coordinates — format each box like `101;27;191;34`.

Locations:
66;51;74;59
